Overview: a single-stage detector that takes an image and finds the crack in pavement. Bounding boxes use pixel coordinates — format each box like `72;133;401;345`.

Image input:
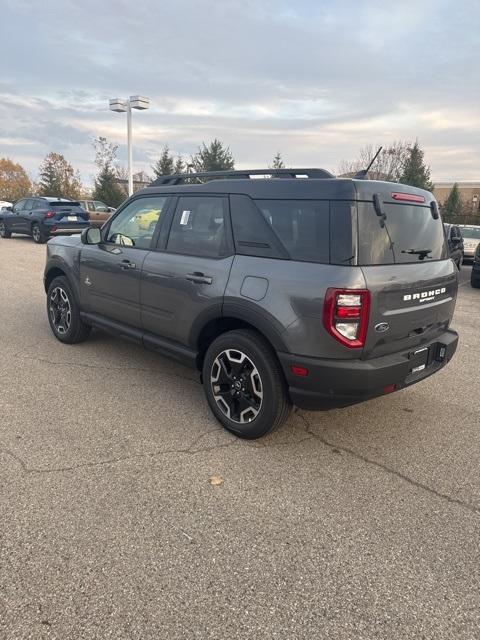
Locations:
296;411;480;517
0;428;239;475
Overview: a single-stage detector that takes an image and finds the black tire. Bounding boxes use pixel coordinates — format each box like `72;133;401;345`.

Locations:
0;221;12;238
471;273;480;289
46;276;91;343
202;329;291;439
456;258;462;271
32;222;48;244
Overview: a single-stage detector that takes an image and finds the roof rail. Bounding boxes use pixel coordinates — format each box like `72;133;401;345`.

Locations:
150;168;335;186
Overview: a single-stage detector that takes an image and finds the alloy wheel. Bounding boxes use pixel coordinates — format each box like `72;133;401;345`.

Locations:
49;287;72;335
32;225;41;242
0;222;5;237
210;349;263;423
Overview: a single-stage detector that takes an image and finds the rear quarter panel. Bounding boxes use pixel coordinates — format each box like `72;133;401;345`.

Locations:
225;255;367;359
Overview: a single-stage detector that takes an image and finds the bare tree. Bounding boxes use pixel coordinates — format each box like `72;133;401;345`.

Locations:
338;141;411;182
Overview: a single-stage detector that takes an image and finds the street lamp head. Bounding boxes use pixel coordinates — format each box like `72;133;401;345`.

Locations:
109;98;128;113
129;95;150;110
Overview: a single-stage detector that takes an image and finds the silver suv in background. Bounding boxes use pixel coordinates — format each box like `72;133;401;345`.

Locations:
458;224;480;261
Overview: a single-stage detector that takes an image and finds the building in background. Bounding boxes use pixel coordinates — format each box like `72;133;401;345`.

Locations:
434;182;480;217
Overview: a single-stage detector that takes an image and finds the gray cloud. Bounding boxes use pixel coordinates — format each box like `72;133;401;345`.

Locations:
0;0;479;185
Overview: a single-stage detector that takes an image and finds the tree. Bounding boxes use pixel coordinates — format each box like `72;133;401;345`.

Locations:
442;183;462;221
37;152;83;199
92;137;125;207
152;145;175;177
0;158;32;202
174;156;185;174
398;141;434;191
338;141;411;182
191;139;235;172
270;152;285;169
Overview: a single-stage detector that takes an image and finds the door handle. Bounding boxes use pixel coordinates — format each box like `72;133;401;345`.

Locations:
120;259;136;270
186;272;213;285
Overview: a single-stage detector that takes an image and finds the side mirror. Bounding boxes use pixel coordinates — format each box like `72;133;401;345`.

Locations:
81;227;102;245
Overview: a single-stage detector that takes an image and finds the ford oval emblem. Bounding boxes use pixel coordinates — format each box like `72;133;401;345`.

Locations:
375;322;390;333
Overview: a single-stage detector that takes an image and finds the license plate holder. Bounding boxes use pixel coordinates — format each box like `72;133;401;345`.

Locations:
409;346;429;373
67;216;77;222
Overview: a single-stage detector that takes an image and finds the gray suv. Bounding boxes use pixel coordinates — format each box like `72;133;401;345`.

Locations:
43;168;459;438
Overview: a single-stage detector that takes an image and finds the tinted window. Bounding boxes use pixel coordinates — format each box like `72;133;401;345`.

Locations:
167;196;228;258
230;194;287;259
358;202;447;265
106;196;167;249
460;226;480;239
94;201;109;212
255;199;330;263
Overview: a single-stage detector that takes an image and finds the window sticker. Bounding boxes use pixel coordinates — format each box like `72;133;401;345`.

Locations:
180;210;191;226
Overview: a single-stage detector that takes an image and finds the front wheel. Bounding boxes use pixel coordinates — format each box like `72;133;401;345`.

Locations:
202;329;291;439
0;221;12;238
471;273;480;289
47;276;91;343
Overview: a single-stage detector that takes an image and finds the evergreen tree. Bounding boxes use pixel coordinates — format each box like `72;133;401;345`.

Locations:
37;152;82;199
174;156;185;174
271;152;285;169
443;183;462;221
152;145;175;177
191;139;235;172
398;141;433;191
92;137;125;207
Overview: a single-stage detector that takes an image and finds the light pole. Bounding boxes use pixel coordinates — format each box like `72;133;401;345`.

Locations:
109;96;150;196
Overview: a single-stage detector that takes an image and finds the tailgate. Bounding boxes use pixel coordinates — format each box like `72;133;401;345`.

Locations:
50;203;88;221
361;261;458;359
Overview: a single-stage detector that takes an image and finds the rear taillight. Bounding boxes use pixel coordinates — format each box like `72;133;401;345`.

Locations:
44;210;55;218
323;288;370;348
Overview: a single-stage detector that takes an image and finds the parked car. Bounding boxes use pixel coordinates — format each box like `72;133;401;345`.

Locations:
0;200;12;210
443;223;463;269
44;168;459;438
471;243;480;288
0;197;90;243
77;199;114;227
458;224;480;261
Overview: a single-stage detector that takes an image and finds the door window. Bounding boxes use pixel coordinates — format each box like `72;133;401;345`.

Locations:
106;196;167;248
94;201;109;212
13;200;26;212
166;197;228;258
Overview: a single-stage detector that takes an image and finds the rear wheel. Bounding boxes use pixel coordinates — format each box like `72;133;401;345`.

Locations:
0;221;11;238
47;276;91;343
202;329;291;439
32;223;48;244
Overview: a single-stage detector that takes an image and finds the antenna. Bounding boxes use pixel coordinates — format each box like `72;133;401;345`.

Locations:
354;146;383;180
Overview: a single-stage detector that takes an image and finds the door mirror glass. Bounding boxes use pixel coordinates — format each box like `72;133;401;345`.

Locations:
81;227;102;245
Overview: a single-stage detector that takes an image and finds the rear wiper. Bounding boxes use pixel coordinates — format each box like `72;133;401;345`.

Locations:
401;248;432;260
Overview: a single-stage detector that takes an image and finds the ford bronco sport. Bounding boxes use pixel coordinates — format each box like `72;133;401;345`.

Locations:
44;168;459;438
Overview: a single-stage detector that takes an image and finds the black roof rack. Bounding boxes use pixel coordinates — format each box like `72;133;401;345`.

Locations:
150;167;335;186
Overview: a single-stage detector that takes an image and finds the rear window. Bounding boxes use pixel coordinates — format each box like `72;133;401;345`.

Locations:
50;201;80;207
357;202;447;265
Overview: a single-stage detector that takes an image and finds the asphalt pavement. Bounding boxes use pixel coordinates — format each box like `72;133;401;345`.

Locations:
0;237;479;639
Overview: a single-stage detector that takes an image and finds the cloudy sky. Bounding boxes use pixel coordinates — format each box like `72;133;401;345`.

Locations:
1;0;479;187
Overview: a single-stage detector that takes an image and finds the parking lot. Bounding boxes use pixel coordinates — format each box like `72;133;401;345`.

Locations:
0;237;479;639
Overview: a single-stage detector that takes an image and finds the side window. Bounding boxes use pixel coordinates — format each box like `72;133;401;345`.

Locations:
22;199;34;211
254;199;330;263
167;196;228;258
13;200;25;212
94;201;109;212
106;196;167;249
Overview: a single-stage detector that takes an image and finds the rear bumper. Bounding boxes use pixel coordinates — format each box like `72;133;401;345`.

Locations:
48;227;86;234
278;329;459;410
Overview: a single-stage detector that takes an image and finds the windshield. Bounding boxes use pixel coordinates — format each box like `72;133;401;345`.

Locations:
460;227;480;239
358;201;447;265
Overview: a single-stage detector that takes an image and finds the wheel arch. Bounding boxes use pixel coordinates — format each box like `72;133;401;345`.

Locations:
195;314;288;370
